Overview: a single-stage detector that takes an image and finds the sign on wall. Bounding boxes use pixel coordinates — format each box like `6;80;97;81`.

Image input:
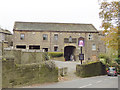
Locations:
78;37;84;47
79;54;84;60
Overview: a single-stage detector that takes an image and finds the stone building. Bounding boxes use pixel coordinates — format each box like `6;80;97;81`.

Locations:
0;28;13;59
13;21;105;61
98;31;106;54
0;28;13;47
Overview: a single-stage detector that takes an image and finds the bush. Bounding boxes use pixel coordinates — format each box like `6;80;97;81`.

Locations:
98;53;107;58
2;60;58;88
48;52;63;58
76;61;106;77
117;66;120;74
114;58;120;64
43;52;49;60
98;53;110;64
44;60;56;71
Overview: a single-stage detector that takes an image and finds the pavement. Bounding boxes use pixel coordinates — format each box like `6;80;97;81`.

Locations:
53;60;81;80
24;75;118;88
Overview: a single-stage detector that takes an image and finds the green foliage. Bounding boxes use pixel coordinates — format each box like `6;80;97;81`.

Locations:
98;53;107;58
84;61;99;65
44;60;56;71
2;60;58;88
114;58;120;64
48;52;63;58
117;66;120;74
43;52;49;60
98;53;110;65
99;1;119;51
76;61;106;77
99;1;118;29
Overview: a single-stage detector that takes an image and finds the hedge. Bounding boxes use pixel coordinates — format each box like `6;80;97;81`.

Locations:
48;52;63;58
76;61;106;77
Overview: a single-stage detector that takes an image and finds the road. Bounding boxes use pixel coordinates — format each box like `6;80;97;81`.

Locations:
53;60;81;73
25;75;118;88
53;60;81;79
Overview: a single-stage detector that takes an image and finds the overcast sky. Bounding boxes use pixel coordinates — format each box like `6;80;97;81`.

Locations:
0;0;102;32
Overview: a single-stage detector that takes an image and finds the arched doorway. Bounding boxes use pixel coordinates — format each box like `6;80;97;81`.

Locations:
64;46;76;61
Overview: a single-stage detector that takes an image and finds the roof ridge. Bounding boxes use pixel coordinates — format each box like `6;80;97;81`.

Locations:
14;21;98;32
15;21;93;25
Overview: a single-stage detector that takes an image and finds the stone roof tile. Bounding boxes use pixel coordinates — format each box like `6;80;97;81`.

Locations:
14;21;98;32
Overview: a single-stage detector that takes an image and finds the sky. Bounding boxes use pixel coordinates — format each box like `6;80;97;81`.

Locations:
0;0;102;33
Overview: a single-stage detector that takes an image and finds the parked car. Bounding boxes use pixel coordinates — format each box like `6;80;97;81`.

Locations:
107;67;117;76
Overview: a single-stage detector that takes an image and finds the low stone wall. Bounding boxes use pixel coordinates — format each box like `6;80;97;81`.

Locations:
76;61;106;77
3;49;46;64
2;59;58;88
58;67;68;76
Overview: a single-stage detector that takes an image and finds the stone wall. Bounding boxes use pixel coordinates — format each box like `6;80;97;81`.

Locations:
3;49;45;64
2;59;58;88
0;61;1;90
0;42;2;59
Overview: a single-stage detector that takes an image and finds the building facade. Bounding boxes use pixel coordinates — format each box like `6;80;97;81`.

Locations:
0;28;13;59
13;22;105;61
0;28;13;47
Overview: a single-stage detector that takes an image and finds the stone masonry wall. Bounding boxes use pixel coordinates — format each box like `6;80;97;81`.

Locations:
13;31;99;61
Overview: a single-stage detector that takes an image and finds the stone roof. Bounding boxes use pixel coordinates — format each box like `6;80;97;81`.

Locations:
0;28;12;35
14;21;98;32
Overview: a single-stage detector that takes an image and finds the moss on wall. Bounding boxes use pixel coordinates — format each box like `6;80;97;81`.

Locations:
2;60;58;88
3;50;46;64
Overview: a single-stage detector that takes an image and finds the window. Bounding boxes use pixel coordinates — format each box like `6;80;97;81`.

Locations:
29;45;40;49
54;46;58;52
69;36;72;42
20;34;25;40
42;48;48;52
43;34;48;40
88;34;92;40
88;58;90;60
16;45;26;49
92;44;96;50
54;34;58;40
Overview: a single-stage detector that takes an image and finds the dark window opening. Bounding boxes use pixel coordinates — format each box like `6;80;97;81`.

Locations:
20;34;25;40
43;48;48;52
54;34;58;40
54;46;58;52
43;34;48;40
29;45;40;49
88;58;90;60
16;45;26;49
10;41;13;46
64;38;77;43
88;34;92;40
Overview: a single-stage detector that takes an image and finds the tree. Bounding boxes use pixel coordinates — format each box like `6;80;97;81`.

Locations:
99;1;119;51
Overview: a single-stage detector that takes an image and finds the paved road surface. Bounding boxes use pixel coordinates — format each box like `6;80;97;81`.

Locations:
53;60;81;73
25;75;118;88
53;60;81;80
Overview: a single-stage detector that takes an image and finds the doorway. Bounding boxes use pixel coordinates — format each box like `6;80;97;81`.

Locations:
64;46;76;61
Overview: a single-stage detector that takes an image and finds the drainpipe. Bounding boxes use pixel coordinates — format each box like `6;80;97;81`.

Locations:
50;32;51;52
